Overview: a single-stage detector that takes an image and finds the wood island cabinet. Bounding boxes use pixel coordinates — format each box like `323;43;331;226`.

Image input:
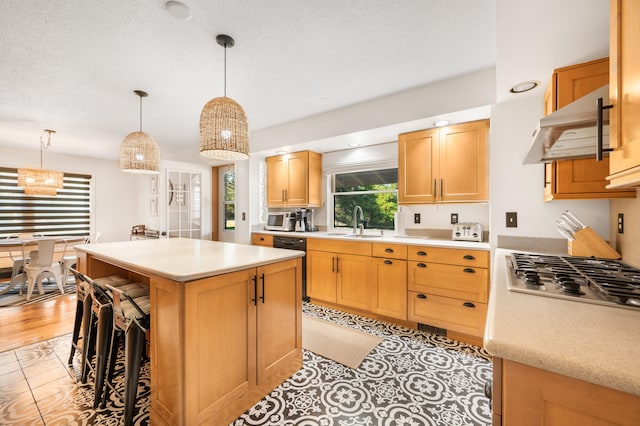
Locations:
398;120;489;204
306;238;372;311
371;242;407;320
407;246;489;340
497;358;640;426
607;0;640;188
543;57;635;200
266;150;322;207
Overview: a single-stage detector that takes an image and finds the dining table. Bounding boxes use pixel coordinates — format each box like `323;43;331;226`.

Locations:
0;235;87;295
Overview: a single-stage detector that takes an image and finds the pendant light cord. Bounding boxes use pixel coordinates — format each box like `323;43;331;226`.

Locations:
139;94;143;132
223;42;227;97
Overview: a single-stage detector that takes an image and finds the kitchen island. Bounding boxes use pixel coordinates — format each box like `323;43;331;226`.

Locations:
75;238;304;425
484;248;640;425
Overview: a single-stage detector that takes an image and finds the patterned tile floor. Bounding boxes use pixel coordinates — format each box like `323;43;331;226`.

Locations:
0;303;492;425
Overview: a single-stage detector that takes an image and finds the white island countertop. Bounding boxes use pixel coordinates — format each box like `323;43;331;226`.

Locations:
75;238;304;282
484;248;640;396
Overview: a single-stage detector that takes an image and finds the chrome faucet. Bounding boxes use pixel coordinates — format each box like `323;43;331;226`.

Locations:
353;205;364;236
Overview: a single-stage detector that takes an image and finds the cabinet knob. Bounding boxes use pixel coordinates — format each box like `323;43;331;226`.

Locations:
384;260;393;265
463;302;476;308
417;263;427;268
463;254;475;260
259;237;265;241
416;251;427;256
463;268;475;274
417;294;427;299
385;248;394;253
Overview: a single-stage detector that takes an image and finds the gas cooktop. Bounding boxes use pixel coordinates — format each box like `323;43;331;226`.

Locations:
506;252;640;310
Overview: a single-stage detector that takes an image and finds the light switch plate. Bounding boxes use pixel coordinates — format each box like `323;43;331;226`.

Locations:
506;212;517;228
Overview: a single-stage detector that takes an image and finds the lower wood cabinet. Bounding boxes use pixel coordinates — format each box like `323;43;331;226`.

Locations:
371;243;407;320
306;239;372;311
407;292;487;337
251;233;273;247
498;359;640;426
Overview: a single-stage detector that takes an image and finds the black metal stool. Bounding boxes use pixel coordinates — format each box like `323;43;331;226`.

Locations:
67;268;91;365
102;282;150;426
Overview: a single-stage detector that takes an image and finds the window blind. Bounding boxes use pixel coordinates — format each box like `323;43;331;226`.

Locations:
0;167;91;237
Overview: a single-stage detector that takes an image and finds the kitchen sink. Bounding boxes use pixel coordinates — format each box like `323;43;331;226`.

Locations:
343;234;383;239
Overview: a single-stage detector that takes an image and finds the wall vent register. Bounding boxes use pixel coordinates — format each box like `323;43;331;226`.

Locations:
506;252;640;310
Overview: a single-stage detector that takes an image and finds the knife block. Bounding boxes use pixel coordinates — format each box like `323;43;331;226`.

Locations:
567;227;621;259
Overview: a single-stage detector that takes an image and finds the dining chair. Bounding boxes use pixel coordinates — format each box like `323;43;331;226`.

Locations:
21;239;65;301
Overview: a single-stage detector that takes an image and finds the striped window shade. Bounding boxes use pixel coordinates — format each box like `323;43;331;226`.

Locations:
0;167;91;237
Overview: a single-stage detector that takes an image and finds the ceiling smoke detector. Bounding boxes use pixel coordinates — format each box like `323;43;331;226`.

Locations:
164;1;191;20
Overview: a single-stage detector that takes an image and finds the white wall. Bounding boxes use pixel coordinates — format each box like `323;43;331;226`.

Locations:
0;146;139;242
489;97;610;246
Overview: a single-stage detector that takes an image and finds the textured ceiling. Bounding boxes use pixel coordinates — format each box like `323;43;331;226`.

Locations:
0;0;497;163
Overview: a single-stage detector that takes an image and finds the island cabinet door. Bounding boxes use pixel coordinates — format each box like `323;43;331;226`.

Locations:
182;269;257;425
256;258;302;384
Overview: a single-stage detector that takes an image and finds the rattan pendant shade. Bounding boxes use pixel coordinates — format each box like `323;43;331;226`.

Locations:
120;90;160;174
199;34;250;160
17;129;64;197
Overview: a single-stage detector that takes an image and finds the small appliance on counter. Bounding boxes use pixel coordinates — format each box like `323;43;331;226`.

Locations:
295;208;316;232
452;222;482;242
265;212;296;231
555;210;620;259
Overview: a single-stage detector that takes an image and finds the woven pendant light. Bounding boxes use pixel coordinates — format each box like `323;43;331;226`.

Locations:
17;129;64;197
120;90;160;174
199;34;250;160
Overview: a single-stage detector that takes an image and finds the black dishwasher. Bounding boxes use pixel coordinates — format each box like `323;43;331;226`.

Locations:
272;235;308;301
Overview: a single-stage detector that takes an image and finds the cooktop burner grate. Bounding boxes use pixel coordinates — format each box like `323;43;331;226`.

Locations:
507;253;640;309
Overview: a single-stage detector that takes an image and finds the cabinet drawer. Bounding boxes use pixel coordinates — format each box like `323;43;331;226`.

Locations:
407;261;488;302
407;246;488;267
372;242;407;259
407;291;487;337
307;238;372;256
251;233;273;247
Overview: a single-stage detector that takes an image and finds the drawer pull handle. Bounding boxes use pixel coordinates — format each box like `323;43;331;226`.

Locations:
259;237;265;241
385;248;394;253
384;260;393;265
463;302;476;308
417;263;427;268
463;268;475;274
463;255;476;260
416;251;427;256
417;294;427;299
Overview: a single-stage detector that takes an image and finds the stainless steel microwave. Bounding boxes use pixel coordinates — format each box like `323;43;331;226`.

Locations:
265;212;296;231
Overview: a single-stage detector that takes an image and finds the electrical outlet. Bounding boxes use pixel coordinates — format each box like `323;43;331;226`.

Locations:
506;212;518;228
414;213;421;224
451;213;458;224
618;213;624;234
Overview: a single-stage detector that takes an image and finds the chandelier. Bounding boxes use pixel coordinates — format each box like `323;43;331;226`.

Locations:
120;90;160;174
17;129;64;196
199;34;250;160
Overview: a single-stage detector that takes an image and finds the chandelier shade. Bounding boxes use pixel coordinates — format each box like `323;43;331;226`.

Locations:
199;34;250;160
120;90;160;174
120;131;160;174
16;129;64;197
17;168;64;196
199;96;249;160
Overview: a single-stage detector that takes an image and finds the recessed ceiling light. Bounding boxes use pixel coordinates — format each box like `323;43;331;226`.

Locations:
164;1;191;20
276;150;288;155
434;120;450;127
510;80;539;94
348;143;361;147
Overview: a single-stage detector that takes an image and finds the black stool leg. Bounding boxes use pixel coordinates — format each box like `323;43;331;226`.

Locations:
101;327;122;408
81;312;97;383
67;296;84;364
123;324;145;426
93;305;113;408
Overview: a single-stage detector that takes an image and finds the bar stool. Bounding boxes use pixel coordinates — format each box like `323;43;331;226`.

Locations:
67;268;91;365
102;282;150;426
74;272;145;408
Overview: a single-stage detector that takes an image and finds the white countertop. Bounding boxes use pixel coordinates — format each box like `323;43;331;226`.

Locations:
484;248;640;396
257;230;491;251
75;238;304;282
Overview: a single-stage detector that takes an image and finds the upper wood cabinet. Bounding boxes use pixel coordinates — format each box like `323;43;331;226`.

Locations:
608;0;640;188
266;150;322;207
398;120;489;204
543;57;635;199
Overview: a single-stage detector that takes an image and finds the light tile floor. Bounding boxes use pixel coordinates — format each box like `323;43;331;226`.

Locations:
0;303;492;425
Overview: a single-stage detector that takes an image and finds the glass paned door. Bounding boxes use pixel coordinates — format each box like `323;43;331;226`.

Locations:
167;170;201;238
